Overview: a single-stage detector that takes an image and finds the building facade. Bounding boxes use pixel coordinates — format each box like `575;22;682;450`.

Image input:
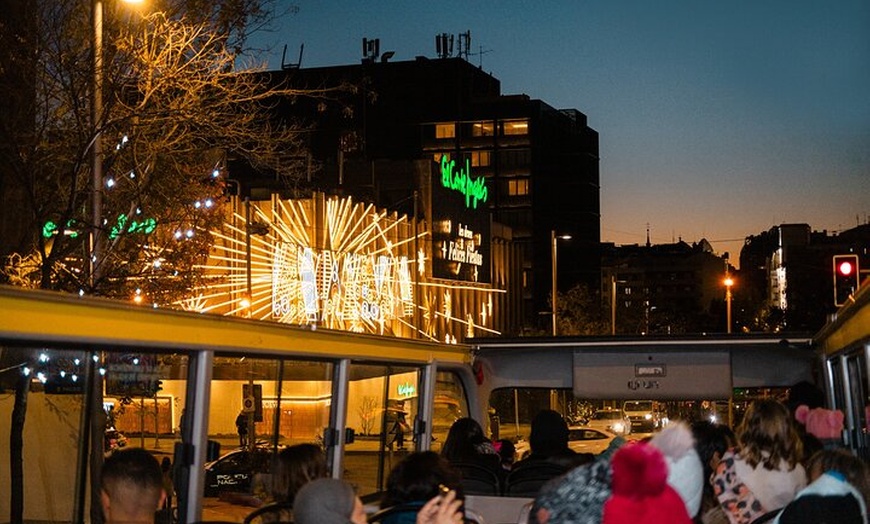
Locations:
740;223;870;331
601;239;731;334
235;56;600;332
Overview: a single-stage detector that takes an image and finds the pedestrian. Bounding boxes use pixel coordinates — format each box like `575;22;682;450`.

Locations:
236;410;248;447
100;448;165;524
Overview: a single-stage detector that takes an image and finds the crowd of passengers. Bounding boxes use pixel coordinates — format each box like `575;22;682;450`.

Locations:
100;381;870;524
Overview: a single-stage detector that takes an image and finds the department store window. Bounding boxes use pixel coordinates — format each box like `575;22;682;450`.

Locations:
469;150;492;167
435;123;456;139
472;121;494;137
502;119;529;136
508;178;530;196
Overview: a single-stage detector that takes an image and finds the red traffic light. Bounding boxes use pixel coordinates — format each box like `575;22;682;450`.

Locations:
838;260;854;276
833;254;860;307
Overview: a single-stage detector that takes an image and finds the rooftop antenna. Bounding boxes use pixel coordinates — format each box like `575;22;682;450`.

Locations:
471;44;493;68
362;37;380;63
281;43;304;70
458;31;471;60
435;33;454;59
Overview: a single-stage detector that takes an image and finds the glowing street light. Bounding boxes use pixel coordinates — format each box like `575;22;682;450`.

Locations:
724;275;734;334
551;230;572;336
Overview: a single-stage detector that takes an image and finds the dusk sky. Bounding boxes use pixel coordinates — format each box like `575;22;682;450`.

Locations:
247;1;870;265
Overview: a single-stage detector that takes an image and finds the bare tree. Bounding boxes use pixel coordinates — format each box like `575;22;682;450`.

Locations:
0;2;348;521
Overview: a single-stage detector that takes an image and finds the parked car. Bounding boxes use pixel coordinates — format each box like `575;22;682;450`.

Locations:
585;409;631;436
203;447;275;497
514;426;615;459
565;426;617;455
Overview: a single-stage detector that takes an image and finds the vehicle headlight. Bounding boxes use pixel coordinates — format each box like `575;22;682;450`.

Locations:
644;413;652;420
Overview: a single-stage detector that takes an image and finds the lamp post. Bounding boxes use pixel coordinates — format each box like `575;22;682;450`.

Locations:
724;275;734;334
551;230;572;336
90;0;105;290
90;0;143;290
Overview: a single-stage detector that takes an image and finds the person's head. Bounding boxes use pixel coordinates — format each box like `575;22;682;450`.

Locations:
806;449;870;505
737;398;803;470
497;439;516;466
100;448;165;524
691;420;736;503
603;442;692;524
529;409;570;457
293;478;366;524
271;443;327;504
441;418;487;461
382;451;463;508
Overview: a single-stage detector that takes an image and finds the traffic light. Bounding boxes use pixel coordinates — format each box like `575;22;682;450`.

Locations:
833;254;860;307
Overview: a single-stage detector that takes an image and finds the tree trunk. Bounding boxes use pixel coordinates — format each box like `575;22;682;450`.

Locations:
10;370;30;524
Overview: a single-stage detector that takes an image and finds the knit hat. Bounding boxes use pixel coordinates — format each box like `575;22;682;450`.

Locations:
775;472;867;524
650;422;704;518
532;435;625;524
602;443;692;524
293;478;357;524
795;405;844;441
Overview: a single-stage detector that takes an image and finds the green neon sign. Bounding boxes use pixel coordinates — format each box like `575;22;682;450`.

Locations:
110;214;157;240
43;220;79;239
440;156;488;209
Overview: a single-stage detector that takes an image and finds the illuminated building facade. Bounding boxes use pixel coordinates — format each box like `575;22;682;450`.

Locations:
238;56;599;332
185;191;512;343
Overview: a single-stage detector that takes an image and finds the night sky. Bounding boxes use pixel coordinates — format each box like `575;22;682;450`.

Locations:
246;1;870;264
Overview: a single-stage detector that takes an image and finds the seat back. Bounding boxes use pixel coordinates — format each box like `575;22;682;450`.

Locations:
367;502;424;523
451;462;502;496
503;461;567;497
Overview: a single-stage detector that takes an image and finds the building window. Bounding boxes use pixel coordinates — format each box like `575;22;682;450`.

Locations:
499;149;531;168
469;150;491;167
435;123;455;139
472;121;494;137
502;119;529;136
508;178;529;196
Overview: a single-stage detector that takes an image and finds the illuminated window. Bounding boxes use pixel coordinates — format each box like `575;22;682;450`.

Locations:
472;121;494;137
469;150;491;167
502;120;529;135
508;178;530;196
435;123;456;139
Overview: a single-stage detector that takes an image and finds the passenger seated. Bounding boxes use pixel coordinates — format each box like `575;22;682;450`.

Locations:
773;449;870;523
100;448;165;524
713;399;806;524
376;451;463;524
506;410;584;497
440;418;502;494
441;418;500;470
293;478;367;524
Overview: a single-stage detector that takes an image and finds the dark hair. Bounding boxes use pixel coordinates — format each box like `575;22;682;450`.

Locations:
691;420;736;508
441;418;489;462
529;410;570;457
271;443;328;504
381;451;462;508
737;399;803;470
807;448;870;508
100;448;164;516
497;439;516;465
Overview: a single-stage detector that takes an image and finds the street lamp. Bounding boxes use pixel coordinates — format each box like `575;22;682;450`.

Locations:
724;275;734;334
551;230;572;336
90;0;144;289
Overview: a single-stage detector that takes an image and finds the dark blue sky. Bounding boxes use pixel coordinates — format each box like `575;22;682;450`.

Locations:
247;1;870;263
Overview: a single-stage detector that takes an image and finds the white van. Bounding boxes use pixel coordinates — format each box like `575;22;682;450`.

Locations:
623;400;658;432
